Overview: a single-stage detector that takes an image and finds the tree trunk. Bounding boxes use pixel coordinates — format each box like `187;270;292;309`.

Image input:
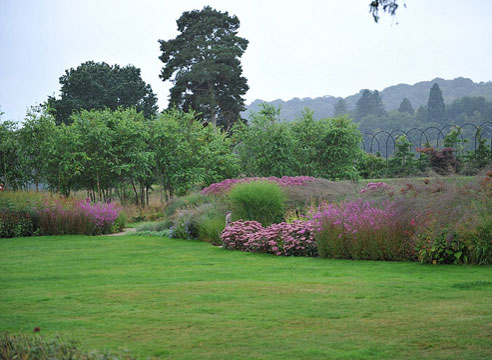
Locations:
131;179;139;206
208;81;217;126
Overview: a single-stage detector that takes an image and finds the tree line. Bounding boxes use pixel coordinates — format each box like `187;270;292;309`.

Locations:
334;83;492;135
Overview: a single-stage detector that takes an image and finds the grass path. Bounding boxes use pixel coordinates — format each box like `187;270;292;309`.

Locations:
1;235;492;359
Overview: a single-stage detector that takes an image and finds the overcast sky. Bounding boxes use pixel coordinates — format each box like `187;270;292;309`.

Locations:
1;0;492;122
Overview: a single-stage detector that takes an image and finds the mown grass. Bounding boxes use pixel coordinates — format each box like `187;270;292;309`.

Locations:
1;235;491;359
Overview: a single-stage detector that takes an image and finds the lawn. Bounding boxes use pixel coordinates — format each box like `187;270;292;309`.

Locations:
1;235;491;359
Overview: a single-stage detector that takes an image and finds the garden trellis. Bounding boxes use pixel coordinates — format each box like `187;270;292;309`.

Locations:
362;122;492;158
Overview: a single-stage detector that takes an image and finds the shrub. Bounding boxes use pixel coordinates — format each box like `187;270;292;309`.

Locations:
221;220;316;256
416;227;468;264
197;213;226;245
164;192;210;217
221;220;264;251
228;181;286;226
460;215;492;265
0;332;135;360
0;210;36;238
312;200;417;261
113;212;127;233
136;219;173;233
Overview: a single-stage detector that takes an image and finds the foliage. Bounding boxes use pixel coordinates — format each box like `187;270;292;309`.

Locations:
17;105;57;191
355;89;385;121
398;97;414;114
0;119;23;190
221;220;317;256
47;61;157;125
333;98;348;116
0;332;135;360
427;83;447;125
234;104;298;177
416;147;457;175
416;228;468;264
158;6;248;129
0;192;122;237
387;135;417;176
227;181;286;226
201;176;314;195
197;213;225;245
0;211;36;238
152;109;239;198
358;153;387;179
312;200;417;261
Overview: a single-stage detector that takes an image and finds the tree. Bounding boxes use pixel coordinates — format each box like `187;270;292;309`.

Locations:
398;97;415;114
427;83;447;125
158;6;249;130
48;61;158;124
333;98;348;117
355;90;385;121
234;104;297;177
152;109;239;199
18;105;57;191
0;119;23;190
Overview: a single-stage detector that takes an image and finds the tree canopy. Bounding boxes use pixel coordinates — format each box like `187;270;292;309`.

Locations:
47;61;158;125
158;6;249;130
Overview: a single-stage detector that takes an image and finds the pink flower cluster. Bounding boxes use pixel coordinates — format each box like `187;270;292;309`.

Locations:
310;200;395;232
221;220;317;257
201;176;315;195
360;182;392;194
77;199;120;228
311;200;416;260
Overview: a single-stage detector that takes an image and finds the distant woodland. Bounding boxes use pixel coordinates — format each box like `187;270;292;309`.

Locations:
244;77;492;133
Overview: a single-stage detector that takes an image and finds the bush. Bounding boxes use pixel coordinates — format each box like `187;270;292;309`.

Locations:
312;200;417;261
112;212;127;233
0;332;135;360
197;214;225;245
228;181;286;226
221;220;316;256
164;192;210;217
416;227;468;264
136;219;173;233
460;216;492;265
0;210;36;238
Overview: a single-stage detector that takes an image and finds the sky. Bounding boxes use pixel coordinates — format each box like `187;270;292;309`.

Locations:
1;0;492;123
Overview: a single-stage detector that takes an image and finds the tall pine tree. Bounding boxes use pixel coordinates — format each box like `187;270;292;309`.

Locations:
427;83;447;125
355;90;385;120
398;97;415;114
159;6;249;130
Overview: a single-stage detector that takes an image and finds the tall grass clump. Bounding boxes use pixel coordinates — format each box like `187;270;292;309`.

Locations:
197;213;226;245
228;181;286;226
312;200;417;261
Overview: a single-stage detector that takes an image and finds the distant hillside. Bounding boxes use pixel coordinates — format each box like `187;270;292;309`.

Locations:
244;77;492;121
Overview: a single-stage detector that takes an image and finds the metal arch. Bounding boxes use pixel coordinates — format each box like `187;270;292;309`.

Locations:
362;132;378;153
371;130;395;159
369;130;394;157
477;122;492;151
406;127;429;150
456;122;479;151
422;126;445;148
386;129;410;159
